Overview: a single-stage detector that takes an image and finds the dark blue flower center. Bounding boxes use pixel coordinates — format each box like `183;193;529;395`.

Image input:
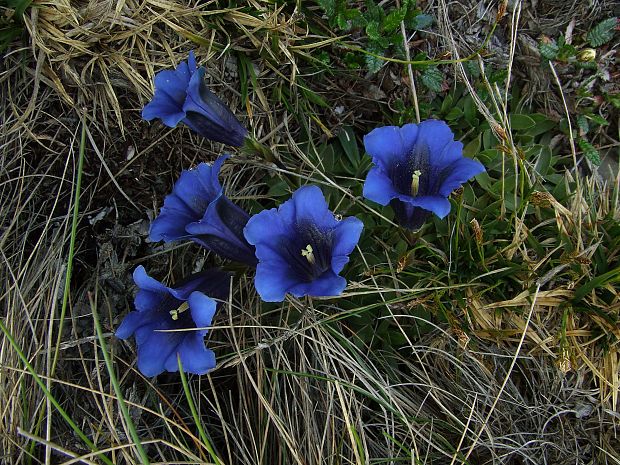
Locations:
280;220;333;282
391;143;451;198
154;294;195;329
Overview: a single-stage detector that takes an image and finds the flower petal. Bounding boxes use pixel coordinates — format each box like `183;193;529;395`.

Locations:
136;328;184;377
438;158;486;197
142;98;186;127
169;269;232;302
115;311;144;339
414;120;457;167
396;194;452;218
331;217;364;274
187;291;218;329
142;65;193;126
431;140;464;169
149;157;227;243
288;271;347;298
243;207;292;248
164;332;216;375
185;194;257;264
253;259;301;302
183;68;248;146
390;200;432;231
132;266;175;312
362;166;400;206
363;124;419;170
291;185;338;230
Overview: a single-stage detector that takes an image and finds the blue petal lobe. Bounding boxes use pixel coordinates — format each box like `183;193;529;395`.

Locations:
253;260;300;302
431;140;464;170
133;266;175;312
291;185;337;230
115;311;144;339
136;328;183;377
142;66;192;125
438;158;485;197
164;333;216;375
188;291;217;329
362;166;400;206
149;157;226;243
142;98;186;126
288;272;347;298
414;120;457;167
187;50;197;73
170;269;232;302
183;68;248;146
363;124;419;170
185;194;256;264
331;217;364;274
397;194;452;218
243;207;291;247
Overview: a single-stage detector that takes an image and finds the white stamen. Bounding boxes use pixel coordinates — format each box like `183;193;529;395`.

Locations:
411;170;422;196
301;244;316;265
169;301;189;321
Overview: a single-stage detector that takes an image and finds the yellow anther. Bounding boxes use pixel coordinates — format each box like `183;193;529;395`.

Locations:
169;301;189;321
301;244;315;265
411;170;422;196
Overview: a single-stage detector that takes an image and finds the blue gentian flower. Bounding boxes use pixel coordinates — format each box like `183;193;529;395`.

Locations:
150;154;257;266
243;185;363;302
142;51;247;147
116;266;232;377
363;120;485;230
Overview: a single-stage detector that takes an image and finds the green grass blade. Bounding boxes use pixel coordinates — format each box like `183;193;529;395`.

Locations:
178;358;224;465
0;319;114;465
52;117;87;374
90;293;151;464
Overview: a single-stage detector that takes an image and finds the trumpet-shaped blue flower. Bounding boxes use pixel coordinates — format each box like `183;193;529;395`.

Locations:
142;51;247;147
150;154;257;265
243;185;363;302
363;120;485;230
116;266;232;377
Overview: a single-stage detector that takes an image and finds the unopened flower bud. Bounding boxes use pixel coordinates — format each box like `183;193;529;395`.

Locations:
577;49;596;62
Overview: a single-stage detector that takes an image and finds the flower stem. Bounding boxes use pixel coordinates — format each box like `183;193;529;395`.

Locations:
242;137;286;170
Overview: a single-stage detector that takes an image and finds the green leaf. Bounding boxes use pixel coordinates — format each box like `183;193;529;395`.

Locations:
464;60;480;78
573;265;620;303
509;114;536;130
317;0;336;16
587;17;617;47
523;113;556;137
365;44;385;74
586;113;609;126
538;40;559;60
7;0;33;20
463;135;481;159
576;114;589;135
384;8;406;33
337;126;360;169
421;67;443;92
410;13;433;30
578;138;601;165
444;106;462;122
440;93;454;114
267;179;290;198
365;0;385;22
463;95;477;125
336;12;350;31
365;20;382;41
0;24;23;52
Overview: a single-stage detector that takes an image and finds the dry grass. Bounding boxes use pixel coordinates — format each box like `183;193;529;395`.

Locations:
1;0;619;463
